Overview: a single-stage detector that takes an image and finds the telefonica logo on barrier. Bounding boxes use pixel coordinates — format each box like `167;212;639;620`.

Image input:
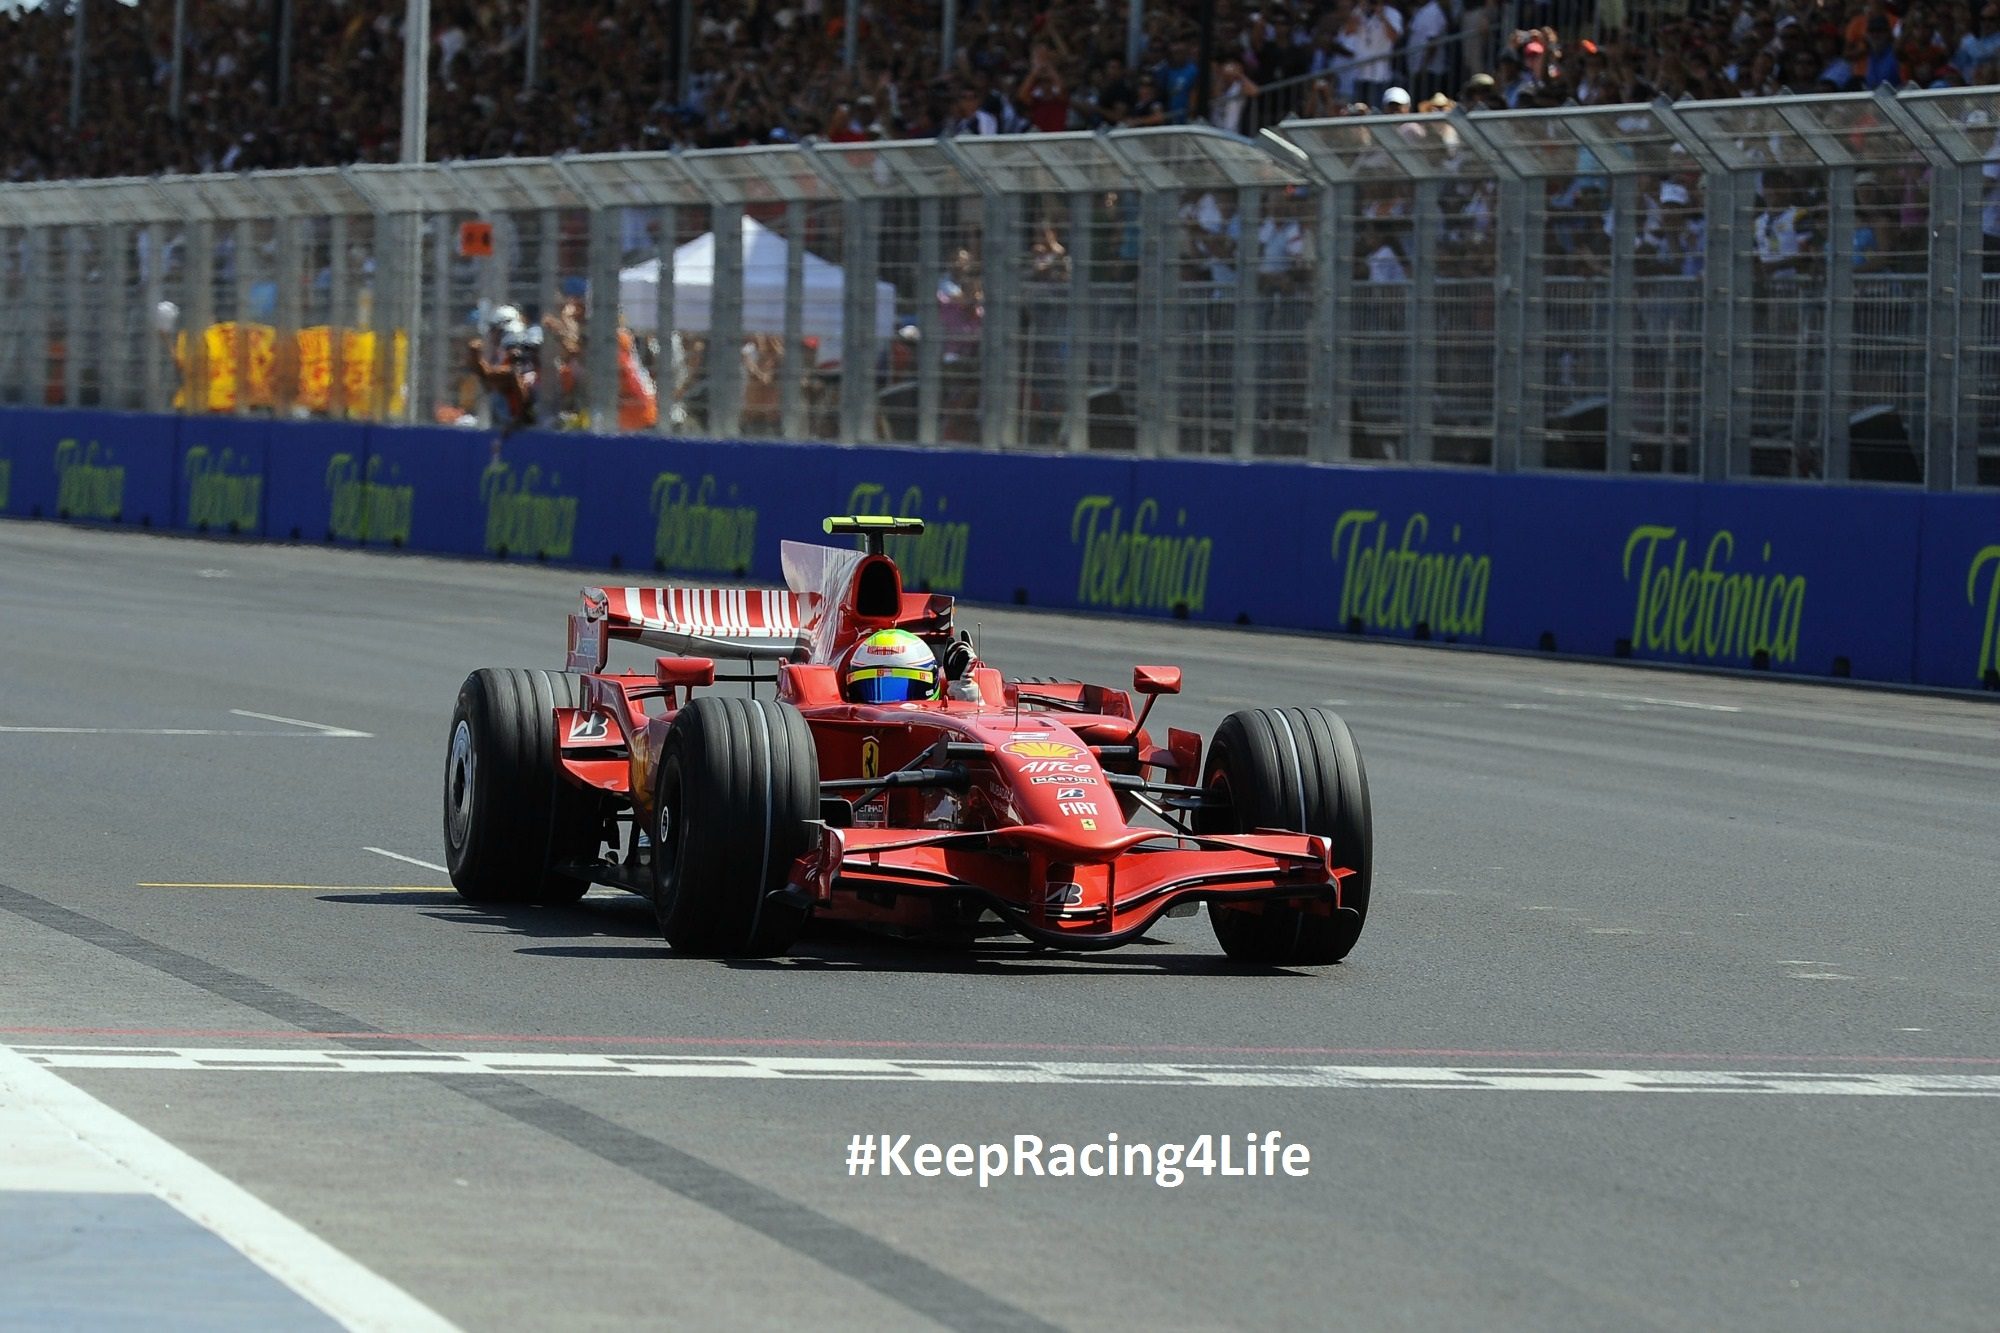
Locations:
1969;545;2000;678
482;462;578;560
325;452;413;545
846;482;968;592
54;439;125;520
1072;495;1213;615
1622;525;1806;666
1332;509;1490;637
650;472;757;574
183;446;263;532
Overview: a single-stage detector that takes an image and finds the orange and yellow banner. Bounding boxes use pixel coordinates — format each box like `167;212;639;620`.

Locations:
175;323;407;418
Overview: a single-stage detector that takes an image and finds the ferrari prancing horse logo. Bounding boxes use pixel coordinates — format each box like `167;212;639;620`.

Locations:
861;737;881;780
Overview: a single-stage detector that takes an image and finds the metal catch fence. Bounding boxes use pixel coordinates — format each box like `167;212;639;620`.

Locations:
2;86;1999;489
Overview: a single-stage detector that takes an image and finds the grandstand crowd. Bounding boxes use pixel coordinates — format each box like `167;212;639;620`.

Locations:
2;0;1996;183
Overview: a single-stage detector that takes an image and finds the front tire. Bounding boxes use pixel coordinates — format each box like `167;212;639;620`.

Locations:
651;695;819;957
1197;706;1372;965
444;668;604;905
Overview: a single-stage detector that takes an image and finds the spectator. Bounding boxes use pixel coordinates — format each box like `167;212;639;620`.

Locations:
1017;47;1072;134
1860;14;1904;87
1210;59;1260;134
1406;0;1453;101
1957;4;2000;76
1341;0;1405;110
1159;39;1202;122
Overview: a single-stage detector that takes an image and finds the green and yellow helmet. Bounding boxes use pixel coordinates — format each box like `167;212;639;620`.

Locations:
841;629;940;703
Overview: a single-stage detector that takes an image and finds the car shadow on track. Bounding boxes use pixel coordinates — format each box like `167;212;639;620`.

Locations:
319;891;1321;977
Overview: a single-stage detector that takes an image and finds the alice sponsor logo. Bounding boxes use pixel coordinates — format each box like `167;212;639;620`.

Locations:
1623;525;1806;666
482;462;578;559
1072;496;1213;615
651;472;757;574
183;446;263;532
325;452;414;545
1332;509;1490;638
845;482;969;593
54;438;125;520
1969;544;2000;679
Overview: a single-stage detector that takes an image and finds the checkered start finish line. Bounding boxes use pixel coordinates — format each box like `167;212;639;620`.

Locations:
9;1047;2000;1097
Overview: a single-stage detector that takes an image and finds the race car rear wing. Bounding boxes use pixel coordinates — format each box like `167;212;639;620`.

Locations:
567;585;811;671
568;517;955;673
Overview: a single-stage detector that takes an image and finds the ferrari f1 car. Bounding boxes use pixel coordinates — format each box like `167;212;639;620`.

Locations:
443;517;1371;964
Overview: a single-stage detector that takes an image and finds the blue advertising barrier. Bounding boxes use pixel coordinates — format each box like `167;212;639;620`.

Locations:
1;408;1995;693
0;408;177;529
1915;495;2000;690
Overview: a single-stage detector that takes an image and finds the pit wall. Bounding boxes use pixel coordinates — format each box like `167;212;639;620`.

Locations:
3;408;1996;693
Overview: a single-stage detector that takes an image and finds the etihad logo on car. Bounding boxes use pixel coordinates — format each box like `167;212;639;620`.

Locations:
1004;740;1081;759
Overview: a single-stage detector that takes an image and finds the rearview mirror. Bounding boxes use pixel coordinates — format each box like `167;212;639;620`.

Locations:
656;656;717;689
1133;665;1182;696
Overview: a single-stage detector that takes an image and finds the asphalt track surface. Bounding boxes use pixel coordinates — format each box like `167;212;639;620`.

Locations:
2;519;1997;1331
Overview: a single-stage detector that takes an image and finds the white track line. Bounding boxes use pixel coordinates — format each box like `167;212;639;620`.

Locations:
228;709;373;738
0;1046;458;1332
0;710;372;738
1539;686;1742;713
364;847;450;875
7;1047;1998;1097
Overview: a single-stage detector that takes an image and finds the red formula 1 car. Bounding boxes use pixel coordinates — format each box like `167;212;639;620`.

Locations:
443;517;1371;963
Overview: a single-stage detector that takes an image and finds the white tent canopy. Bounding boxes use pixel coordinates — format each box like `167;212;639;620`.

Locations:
620;214;895;367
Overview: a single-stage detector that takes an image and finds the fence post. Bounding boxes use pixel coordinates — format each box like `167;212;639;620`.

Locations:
536;207;560;425
1408;178;1439;465
326;213;349;420
583;202;620;433
1231;186;1261;458
1135;188;1171;456
427;213;452;428
781;200;806;441
1820;164;1857;482
186;219;215;416
709;201;746;438
915;196;943;445
653;203;678;436
1066;189;1092;452
274;214;302;419
1606;174;1638;473
978;190;1018;450
61;226;83;408
838;196;877;445
140;222;168;413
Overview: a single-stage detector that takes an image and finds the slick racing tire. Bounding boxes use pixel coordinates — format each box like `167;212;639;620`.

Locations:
445;668;604;906
1197;706;1372;966
651;695;819;957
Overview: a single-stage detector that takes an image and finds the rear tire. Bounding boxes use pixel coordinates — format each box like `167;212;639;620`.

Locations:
1197;707;1372;965
444;668;604;905
651;695;818;957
